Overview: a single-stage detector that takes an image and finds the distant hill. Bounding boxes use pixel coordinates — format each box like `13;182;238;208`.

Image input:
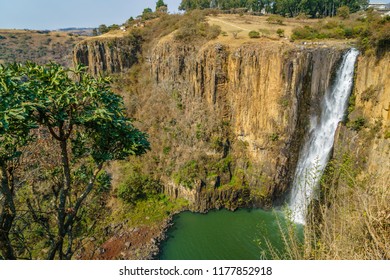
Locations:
0;29;88;67
57;27;94;36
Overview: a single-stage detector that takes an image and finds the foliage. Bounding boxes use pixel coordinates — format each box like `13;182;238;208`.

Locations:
142;8;157;20
248;30;260;38
266;14;284;25
173;160;200;189
0;62;150;259
348;117;366;131
156;0;167;10
337;6;350;19
289;9;389;54
276;28;285;37
173;10;221;42
178;0;368;18
118;173;162;204
98;24;109;34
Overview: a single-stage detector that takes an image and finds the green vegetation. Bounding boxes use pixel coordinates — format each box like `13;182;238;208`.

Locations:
173;10;221;42
0;62;149;260
290;10;390;53
337;5;350;19
173;160;200;189
266;14;284;25
118;172;162;204
276;28;285;37
248;30;260;38
179;0;368;18
348;116;366;131
156;0;167;10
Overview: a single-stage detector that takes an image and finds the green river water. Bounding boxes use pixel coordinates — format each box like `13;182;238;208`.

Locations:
159;208;301;260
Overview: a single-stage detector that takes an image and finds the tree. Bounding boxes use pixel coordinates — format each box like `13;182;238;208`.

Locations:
0;64;37;259
156;0;167;10
337;5;350;19
142;7;155;20
98;24;109;34
0;62;150;259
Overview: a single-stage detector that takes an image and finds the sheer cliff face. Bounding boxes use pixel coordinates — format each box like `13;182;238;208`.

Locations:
78;34;390;209
335;53;390;180
73;37;141;75
151;40;344;199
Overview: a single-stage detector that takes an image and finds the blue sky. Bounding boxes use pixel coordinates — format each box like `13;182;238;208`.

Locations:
0;0;388;30
0;0;182;30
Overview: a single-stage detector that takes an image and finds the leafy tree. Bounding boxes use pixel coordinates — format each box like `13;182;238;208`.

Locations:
0;64;37;259
98;24;109;34
156;0;167;10
337;5;350;19
0;62;150;259
108;24;120;31
141;7;158;20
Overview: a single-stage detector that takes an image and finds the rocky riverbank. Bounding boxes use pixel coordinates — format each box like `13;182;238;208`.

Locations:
80;213;176;260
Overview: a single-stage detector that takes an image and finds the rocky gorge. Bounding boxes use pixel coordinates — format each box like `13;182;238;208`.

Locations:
73;19;390;259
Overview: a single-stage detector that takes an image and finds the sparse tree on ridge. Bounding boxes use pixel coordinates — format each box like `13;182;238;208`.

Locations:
156;0;167;10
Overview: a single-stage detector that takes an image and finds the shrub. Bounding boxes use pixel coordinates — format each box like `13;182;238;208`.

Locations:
173;160;200;189
277;29;285;37
337;6;350;20
267;15;284;25
174;11;221;42
348;117;366;132
291;26;319;40
248;30;260;38
118;173;162;204
207;24;222;40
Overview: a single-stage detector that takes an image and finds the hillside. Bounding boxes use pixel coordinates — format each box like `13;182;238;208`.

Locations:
0;29;88;67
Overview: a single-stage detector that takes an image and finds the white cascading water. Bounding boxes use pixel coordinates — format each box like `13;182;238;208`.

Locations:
289;48;359;224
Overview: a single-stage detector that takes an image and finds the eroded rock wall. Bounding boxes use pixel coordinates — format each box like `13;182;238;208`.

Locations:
334;52;390;180
73;36;141;75
150;39;345;204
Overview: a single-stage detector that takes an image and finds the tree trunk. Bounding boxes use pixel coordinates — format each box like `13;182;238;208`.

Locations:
0;163;16;260
51;134;72;260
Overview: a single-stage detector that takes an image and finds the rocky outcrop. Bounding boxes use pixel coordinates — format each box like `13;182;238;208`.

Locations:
164;181;256;212
73;36;141;75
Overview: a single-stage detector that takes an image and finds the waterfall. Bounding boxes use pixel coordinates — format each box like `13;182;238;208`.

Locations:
289;48;359;224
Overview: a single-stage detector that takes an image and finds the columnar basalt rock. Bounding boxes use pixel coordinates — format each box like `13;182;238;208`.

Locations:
150;40;345;203
74;34;389;211
73;37;141;75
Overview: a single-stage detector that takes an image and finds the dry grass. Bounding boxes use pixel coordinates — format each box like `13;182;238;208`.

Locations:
207;14;317;42
271;159;390;260
308;172;390;259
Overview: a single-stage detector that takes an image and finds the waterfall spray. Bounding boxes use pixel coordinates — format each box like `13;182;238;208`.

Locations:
289;49;359;224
